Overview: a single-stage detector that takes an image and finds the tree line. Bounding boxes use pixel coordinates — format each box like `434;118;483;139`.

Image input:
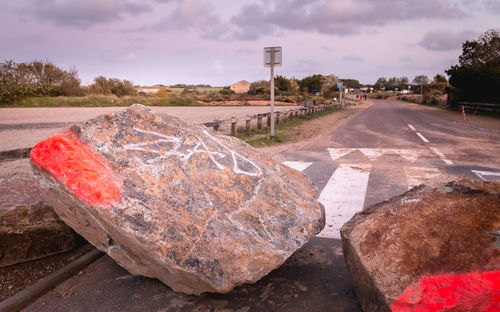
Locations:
446;29;499;107
244;74;361;98
373;74;448;93
373;29;499;108
0;60;137;103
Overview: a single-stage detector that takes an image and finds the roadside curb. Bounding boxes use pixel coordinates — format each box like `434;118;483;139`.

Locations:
0;148;31;163
0;249;104;312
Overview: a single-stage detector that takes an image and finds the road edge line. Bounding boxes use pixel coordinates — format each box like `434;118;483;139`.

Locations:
0;249;104;312
416;132;429;143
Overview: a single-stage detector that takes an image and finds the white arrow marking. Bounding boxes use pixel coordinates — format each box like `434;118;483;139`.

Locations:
317;164;371;239
327;148;355;161
358;149;384;161
328;148;420;162
282;161;313;172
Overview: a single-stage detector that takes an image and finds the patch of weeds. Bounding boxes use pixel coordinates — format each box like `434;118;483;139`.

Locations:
247;135;282;146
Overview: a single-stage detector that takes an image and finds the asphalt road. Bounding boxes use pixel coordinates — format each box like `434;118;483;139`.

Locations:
24;100;500;311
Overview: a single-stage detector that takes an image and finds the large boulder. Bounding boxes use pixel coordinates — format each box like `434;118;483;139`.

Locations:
341;180;500;312
30;104;325;294
0;159;80;267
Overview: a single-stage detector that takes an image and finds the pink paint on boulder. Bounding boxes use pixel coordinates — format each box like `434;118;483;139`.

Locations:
391;270;500;312
31;131;122;206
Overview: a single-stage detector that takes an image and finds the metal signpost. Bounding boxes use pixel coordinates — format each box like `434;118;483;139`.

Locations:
337;82;343;106
264;47;282;138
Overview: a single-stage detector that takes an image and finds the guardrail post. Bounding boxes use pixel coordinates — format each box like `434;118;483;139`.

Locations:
276;111;280;125
231;117;237;136
267;113;271;127
245;117;251;134
213;120;220;132
257;114;263;129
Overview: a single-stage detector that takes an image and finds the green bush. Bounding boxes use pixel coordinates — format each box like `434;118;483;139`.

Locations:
219;86;234;95
88;76;136;97
0;60;83;102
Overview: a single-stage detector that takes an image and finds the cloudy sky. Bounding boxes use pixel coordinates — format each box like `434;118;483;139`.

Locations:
1;0;498;86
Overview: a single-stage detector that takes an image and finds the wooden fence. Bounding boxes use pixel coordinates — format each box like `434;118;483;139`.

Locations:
202;103;342;136
459;102;500;114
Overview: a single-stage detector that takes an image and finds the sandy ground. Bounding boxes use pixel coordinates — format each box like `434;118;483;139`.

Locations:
200;100;295;106
0;106;297;151
0;106;298;125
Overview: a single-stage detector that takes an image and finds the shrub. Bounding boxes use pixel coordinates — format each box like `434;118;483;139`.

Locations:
88;76;136;97
155;89;169;98
219;86;234;95
0;60;83;102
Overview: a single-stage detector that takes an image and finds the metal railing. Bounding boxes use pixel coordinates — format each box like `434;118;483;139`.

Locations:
459;102;500;114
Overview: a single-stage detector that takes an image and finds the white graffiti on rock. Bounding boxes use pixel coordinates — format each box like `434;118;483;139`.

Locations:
123;127;262;177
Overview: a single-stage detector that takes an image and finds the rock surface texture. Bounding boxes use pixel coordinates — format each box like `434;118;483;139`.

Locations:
341;180;500;312
0;159;79;267
30;104;325;294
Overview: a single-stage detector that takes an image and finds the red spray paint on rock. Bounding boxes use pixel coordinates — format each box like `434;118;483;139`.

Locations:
391;270;500;312
31;131;122;206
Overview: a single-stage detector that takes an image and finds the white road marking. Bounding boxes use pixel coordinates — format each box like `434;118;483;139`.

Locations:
359;148;420;162
327;148;355;161
416;132;429;143
281;161;313;172
471;170;500;182
328;148;420;162
407;125;455;165
404;166;441;189
317;164;371;239
429;147;454;165
358;149;384;161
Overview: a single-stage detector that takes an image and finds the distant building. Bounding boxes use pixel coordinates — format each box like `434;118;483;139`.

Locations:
137;85;163;95
230;80;251;94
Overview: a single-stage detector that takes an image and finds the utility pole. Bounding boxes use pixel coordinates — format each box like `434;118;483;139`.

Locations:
270;61;275;137
420;83;423;104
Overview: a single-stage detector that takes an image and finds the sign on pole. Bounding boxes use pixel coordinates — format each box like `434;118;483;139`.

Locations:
263;46;282;138
264;47;282;67
338;82;343;106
